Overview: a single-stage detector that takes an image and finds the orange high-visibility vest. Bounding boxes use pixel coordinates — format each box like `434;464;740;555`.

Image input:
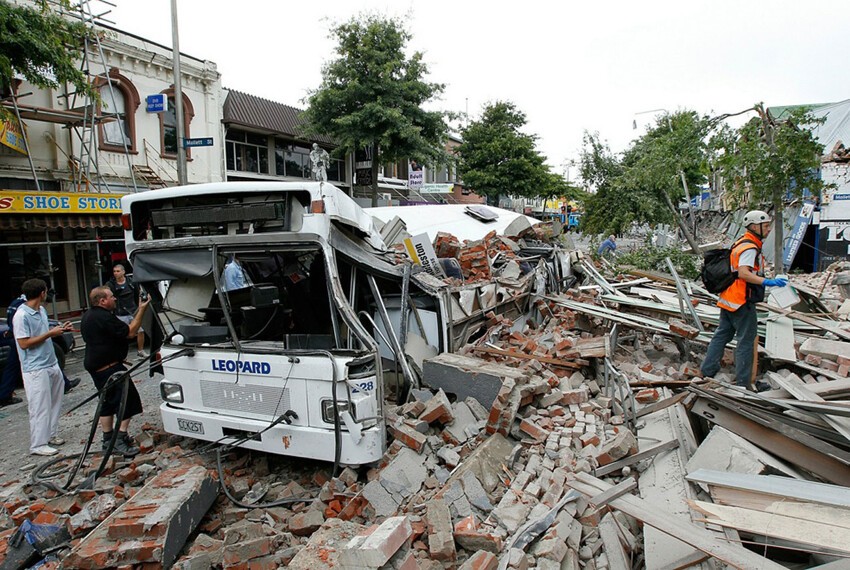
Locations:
717;231;763;312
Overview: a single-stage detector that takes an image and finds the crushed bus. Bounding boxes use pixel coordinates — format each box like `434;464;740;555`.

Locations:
121;182;576;466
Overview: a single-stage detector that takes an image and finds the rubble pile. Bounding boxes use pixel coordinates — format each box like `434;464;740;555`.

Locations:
7;225;850;568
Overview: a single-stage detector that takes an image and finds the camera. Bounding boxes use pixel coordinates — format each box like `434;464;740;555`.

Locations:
140;289;148;301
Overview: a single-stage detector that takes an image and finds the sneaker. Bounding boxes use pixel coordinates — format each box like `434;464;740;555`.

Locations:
31;445;59;456
0;396;23;407
48;437;65;446
64;377;81;394
103;432;140;457
137;350;148;359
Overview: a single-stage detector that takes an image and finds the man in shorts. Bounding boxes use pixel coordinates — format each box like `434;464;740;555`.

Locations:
81;286;150;457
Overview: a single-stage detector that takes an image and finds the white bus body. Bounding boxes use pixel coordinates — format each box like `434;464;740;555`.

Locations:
121;182;571;466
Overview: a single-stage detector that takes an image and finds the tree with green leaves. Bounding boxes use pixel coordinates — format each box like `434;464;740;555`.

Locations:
711;104;827;263
456;101;565;205
581;111;709;252
303;14;448;206
0;1;91;96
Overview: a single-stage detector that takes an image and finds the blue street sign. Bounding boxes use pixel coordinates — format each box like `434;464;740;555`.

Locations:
183;137;214;148
146;94;165;113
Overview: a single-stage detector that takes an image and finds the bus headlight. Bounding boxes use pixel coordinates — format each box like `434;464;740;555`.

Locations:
321;399;356;424
160;382;184;403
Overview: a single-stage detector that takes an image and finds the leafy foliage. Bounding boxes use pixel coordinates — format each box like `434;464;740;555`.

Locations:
0;1;91;95
456;101;566;203
616;244;701;279
581;112;711;237
302;14;448;195
710;105;827;208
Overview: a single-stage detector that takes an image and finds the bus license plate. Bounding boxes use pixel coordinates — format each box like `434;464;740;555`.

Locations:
177;418;204;434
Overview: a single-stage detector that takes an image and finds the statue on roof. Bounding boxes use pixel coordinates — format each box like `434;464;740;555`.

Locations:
310;143;330;182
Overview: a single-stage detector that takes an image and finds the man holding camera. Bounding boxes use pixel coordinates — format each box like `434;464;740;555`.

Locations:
12;279;73;456
80;285;150;457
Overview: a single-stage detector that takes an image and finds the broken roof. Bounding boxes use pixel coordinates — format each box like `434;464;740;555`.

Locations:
367;204;540;242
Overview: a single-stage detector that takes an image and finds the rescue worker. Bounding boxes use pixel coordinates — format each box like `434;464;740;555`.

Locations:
701;210;788;388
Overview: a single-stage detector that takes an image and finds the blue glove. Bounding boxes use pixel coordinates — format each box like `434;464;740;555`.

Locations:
763;278;788;287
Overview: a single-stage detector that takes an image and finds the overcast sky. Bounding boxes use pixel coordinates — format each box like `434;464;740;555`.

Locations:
108;0;849;175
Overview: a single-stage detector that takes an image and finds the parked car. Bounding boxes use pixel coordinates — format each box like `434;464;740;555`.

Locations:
0;318;75;377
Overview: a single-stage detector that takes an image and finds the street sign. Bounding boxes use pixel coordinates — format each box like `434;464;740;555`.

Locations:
408;170;423;190
355;168;373;187
146;94;166;113
183;137;214;148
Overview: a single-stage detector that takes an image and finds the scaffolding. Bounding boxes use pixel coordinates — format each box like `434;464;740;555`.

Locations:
2;0;140;194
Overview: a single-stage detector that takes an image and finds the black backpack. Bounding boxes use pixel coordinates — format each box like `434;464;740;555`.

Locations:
700;238;759;294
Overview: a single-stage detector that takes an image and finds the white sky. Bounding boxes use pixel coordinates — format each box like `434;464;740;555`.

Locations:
107;0;849;175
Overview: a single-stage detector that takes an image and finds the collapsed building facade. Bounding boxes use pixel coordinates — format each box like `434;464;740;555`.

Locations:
1;182;850;569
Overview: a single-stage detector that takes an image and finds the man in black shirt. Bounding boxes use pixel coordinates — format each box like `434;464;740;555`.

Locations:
81;286;150;457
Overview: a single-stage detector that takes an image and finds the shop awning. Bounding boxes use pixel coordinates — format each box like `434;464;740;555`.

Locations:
0;214;121;230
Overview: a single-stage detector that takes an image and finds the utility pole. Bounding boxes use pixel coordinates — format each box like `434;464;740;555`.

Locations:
171;0;187;185
755;103;783;262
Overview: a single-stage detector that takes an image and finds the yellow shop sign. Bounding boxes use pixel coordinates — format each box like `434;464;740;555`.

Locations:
0;191;124;214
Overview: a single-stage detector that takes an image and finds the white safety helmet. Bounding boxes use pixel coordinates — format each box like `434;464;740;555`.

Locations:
743;210;771;227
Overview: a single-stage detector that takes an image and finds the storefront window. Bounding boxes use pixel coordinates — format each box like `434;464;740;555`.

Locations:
0;242;67;309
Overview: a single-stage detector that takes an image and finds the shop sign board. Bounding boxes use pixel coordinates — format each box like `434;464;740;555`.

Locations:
782;201;815;269
408;170;423;190
0;119;27;155
817;219;850;271
0;190;123;214
420;183;453;194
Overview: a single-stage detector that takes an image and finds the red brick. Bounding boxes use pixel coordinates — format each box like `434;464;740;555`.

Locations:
804;354;823;366
459;550;499;570
389;422;426;453
518;419;548;441
222;537;274;567
635;388;659;403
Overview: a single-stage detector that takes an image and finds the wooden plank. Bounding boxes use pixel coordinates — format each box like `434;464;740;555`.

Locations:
690;500;850;555
656;551;710;570
594;439;680;477
589;478;637;508
636;391;689;418
759;378;850;400
767;372;850;443
686;468;850;509
471;346;582;369
567;474;787;570
705;487;850;528
598;513;630;570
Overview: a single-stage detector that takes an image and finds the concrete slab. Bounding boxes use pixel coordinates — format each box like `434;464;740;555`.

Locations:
64;464;218;569
423;353;528;408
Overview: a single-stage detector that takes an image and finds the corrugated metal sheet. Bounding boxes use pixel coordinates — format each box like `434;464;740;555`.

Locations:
222;90;336;145
771;98;850;154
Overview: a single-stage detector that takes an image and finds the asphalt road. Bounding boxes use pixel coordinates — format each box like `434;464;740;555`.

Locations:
0;348;164;486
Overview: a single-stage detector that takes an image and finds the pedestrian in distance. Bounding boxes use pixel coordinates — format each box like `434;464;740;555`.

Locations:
12;279;72;456
701;210;788;389
597;235;617;256
108;262;147;359
80;286;150;457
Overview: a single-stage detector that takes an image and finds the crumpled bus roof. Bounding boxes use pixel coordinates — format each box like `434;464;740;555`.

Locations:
121;181;385;250
367;204;539;242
